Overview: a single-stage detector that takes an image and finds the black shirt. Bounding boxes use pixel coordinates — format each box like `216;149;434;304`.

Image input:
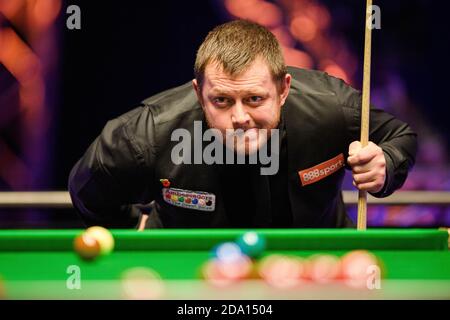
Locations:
219;113;292;228
268;114;293;227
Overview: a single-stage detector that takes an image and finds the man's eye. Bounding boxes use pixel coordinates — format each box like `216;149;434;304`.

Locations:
247;96;263;104
212;97;230;106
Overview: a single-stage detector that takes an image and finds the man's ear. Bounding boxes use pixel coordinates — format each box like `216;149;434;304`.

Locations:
192;79;203;105
279;73;292;106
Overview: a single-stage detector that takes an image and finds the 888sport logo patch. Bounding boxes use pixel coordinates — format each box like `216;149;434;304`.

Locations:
298;154;345;186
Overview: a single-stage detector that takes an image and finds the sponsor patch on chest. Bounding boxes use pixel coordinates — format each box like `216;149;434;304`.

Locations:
162;188;216;212
298;154;345;186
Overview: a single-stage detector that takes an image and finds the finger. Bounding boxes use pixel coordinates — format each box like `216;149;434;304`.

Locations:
351;164;372;174
348;153;373;166
347;153;362;166
353;158;386;175
347;141;364;165
353;171;377;185
348;141;362;156
348;143;381;165
353;173;385;193
354;181;381;193
356;144;379;164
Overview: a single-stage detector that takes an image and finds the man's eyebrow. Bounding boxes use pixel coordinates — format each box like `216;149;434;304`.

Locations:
208;88;268;96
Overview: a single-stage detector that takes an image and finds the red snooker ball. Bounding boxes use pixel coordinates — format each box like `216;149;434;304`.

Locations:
340;250;380;288
201;260;234;287
258;255;304;289
305;254;341;283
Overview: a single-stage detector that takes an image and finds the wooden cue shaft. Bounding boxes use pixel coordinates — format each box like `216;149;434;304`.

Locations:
357;0;373;231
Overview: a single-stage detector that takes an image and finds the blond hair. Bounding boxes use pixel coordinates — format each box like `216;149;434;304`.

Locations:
194;20;286;90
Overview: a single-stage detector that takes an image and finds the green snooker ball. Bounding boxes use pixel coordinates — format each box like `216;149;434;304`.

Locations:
236;231;266;259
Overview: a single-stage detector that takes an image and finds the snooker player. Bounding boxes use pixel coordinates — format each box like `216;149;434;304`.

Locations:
68;20;417;229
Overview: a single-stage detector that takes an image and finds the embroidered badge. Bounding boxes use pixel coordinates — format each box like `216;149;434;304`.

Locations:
162;188;216;212
160;179;171;187
298;154;345;186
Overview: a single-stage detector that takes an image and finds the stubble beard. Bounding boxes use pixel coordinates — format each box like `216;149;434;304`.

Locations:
203;108;281;156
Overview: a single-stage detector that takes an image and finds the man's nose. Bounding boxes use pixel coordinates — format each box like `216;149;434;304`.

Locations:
231;102;250;127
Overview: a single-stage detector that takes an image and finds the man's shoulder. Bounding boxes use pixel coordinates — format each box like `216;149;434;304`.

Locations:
141;81;202;124
100;81;201;148
287;66;361;109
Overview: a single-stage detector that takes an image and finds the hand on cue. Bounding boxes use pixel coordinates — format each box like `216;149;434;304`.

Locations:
347;141;386;194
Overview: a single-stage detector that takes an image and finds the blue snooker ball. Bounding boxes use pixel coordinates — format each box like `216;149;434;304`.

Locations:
211;242;244;263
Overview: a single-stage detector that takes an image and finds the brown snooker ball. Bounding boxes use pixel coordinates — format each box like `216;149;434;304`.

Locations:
73;233;101;261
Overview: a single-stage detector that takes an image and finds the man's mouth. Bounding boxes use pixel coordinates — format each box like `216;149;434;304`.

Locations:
231;128;259;138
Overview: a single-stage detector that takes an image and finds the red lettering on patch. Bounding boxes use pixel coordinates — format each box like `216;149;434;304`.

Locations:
298;154;345;186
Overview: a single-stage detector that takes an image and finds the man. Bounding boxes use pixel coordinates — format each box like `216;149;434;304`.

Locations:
68;20;417;229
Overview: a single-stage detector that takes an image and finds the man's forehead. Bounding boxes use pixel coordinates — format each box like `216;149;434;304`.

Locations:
207;86;268;97
203;61;273;92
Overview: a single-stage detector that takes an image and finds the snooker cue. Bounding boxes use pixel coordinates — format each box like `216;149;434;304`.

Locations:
357;0;373;231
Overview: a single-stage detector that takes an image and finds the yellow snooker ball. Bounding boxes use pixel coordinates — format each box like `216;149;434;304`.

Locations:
85;226;115;256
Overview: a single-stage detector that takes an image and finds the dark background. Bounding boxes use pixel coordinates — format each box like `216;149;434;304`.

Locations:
57;0;449;190
57;1;226;189
1;0;449;227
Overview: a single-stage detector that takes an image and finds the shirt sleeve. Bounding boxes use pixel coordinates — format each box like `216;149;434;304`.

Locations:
328;75;418;198
68;106;157;227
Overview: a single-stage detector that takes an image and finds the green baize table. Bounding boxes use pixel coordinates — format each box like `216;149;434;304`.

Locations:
0;229;449;299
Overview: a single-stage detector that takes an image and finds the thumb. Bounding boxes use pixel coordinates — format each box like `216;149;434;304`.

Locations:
348;141;362;157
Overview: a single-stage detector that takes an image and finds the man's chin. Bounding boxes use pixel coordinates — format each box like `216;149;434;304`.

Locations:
222;128;271;155
231;140;265;156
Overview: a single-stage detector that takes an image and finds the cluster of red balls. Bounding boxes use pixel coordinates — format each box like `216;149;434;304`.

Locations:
201;232;383;290
258;250;383;289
